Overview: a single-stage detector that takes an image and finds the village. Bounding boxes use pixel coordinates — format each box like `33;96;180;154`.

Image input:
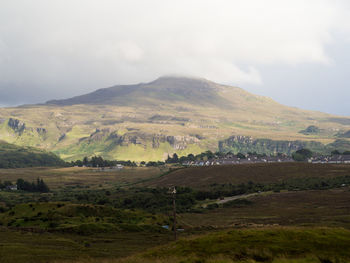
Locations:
308;154;350;164
182;154;294;166
182;153;350;166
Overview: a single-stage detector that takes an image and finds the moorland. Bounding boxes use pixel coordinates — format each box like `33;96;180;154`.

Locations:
1;162;350;263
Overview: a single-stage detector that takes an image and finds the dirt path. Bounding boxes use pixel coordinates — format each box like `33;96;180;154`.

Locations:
216;192;262;204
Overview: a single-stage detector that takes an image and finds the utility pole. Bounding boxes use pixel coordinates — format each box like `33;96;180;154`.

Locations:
171;186;177;241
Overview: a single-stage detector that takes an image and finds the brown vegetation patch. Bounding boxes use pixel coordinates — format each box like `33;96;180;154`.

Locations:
144;163;350;189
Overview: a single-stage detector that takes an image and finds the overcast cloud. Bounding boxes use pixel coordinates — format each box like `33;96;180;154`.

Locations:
0;0;350;115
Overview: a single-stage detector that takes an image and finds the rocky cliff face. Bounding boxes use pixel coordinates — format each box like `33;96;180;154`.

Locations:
219;135;326;155
165;135;200;150
7;118;48;138
78;128;200;150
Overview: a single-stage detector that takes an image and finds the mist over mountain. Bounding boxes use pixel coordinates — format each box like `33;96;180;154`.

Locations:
0;76;349;161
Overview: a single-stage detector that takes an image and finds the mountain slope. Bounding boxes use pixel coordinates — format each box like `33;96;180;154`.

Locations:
0;141;65;168
0;76;349;161
46;77;234;108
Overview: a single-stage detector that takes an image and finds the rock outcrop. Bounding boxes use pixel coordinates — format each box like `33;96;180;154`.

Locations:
8;118;26;134
77;129;201;151
36;127;47;135
219;135;325;155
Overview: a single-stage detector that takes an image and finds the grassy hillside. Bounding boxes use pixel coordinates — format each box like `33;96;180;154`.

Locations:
0;203;172;263
0;76;349;161
134;227;350;263
0;140;65;168
2;226;350;263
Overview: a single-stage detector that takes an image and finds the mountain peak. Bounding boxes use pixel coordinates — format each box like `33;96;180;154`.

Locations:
46;76;226;107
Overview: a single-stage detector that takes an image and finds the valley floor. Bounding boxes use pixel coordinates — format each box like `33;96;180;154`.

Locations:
0;163;350;263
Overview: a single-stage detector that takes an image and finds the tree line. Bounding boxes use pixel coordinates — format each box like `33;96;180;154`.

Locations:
165;150;272;164
70;156;137;167
292;148;350;161
0;178;50;192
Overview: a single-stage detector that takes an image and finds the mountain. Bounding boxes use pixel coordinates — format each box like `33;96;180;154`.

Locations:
0;76;349;161
46;76;232;108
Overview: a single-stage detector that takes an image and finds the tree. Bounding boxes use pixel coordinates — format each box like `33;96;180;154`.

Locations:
187;154;195;161
16;178;25;190
165;155;172;163
146;161;157;167
292;148;312;162
179;156;187;163
83;156;89;166
205;150;214;159
166;153;179;163
37;178;50;192
331;150;341;155
215;151;225;158
172;153;179;163
75;160;83;167
237;153;246;159
16;178;49;192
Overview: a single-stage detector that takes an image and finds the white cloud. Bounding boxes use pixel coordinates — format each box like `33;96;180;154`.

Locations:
0;0;349;103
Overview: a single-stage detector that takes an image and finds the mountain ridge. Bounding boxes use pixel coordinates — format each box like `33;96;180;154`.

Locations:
45;76;237;109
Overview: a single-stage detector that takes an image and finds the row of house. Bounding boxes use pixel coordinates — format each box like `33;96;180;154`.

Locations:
0;185;18;191
308;155;350;164
183;154;350;166
74;164;124;170
183;155;295;166
96;164;124;171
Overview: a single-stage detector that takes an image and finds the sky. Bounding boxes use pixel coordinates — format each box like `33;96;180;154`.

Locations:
0;0;350;115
